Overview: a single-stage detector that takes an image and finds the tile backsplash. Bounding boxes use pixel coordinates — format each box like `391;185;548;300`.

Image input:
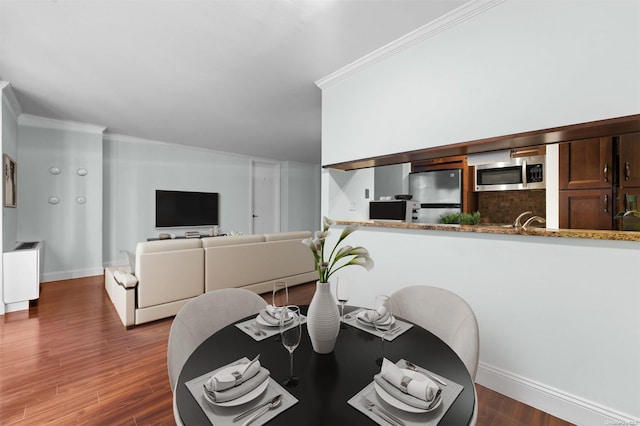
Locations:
477;190;546;225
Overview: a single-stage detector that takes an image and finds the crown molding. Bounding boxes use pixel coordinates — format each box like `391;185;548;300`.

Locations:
0;81;24;118
18;114;106;134
315;0;506;89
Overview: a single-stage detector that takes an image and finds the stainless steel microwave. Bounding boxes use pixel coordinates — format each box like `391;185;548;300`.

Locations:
474;155;545;191
369;200;420;222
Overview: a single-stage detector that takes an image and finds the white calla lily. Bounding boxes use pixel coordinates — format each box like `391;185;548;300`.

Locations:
302;218;374;282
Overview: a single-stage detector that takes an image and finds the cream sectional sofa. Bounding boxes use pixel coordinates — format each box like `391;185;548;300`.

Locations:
104;231;316;328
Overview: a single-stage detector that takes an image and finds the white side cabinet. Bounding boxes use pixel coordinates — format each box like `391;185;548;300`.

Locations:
3;241;44;303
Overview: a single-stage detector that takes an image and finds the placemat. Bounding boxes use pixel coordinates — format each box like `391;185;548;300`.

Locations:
236;314;307;341
185;357;298;426
343;308;413;341
347;359;464;426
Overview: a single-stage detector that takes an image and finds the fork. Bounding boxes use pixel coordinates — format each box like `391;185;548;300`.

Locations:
253;323;267;336
362;398;405;426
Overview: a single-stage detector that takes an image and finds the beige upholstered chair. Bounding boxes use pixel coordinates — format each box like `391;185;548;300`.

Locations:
390;285;480;425
167;288;267;424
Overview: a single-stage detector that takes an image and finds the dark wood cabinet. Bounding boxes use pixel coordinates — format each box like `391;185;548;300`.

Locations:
559;138;612;190
559;189;613;230
559;133;640;230
618;132;640;187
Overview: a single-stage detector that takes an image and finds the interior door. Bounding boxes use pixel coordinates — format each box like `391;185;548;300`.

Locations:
252;161;280;234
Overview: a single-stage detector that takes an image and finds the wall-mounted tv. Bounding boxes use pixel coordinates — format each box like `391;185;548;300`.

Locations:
155;190;219;228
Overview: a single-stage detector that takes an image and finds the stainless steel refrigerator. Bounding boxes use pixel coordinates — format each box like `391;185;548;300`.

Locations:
409;169;463;224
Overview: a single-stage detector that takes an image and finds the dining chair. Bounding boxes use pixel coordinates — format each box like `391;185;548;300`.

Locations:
389;285;480;425
167;287;267;424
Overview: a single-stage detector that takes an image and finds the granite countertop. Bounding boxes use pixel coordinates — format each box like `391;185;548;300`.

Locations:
336;220;640;242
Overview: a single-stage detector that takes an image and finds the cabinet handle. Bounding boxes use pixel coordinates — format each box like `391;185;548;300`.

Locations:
625;162;631;181
603;163;608;182
604;194;608;213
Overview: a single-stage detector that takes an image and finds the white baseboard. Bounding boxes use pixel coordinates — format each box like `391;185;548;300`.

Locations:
476;362;640;425
42;267;105;283
4;301;29;313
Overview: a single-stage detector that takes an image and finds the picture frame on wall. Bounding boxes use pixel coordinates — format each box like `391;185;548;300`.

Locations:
3;154;17;208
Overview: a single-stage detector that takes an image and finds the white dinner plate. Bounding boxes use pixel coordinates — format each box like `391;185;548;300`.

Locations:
255;311;293;327
373;368;443;413
203;374;269;407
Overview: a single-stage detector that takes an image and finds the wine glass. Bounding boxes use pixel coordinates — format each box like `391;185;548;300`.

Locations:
336;277;350;329
280;305;301;387
272;281;289;311
373;295;392;366
272;282;288;341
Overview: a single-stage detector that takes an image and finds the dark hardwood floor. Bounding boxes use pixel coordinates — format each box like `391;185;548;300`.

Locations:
0;276;573;425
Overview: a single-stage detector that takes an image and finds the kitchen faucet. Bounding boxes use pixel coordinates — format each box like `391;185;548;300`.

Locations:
513;211;532;228
522;216;546;230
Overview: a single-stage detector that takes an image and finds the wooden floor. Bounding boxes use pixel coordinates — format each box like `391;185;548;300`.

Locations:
0;277;574;426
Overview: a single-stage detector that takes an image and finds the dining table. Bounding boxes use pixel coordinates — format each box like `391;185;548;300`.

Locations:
175;305;475;425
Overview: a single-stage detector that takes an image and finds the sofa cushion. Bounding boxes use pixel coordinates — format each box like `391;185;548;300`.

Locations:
135;239;202;276
201;234;265;248
204;237;315;292
136;239;204;309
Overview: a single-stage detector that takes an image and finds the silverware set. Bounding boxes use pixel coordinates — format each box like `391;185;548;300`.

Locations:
233;394;283;424
362;397;406;426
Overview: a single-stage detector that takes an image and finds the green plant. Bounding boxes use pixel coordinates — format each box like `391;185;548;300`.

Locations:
440;212;461;224
440;211;481;225
459;211;481;225
302;217;374;283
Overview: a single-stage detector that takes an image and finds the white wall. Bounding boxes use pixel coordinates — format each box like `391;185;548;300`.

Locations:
17;116;104;281
321;0;640;165
318;0;640;423
1;92;18;252
0;115;322;281
374;163;409;200
1;86;21;314
280;161;321;233
326;167;374;221
103;134;320;266
329;226;640;423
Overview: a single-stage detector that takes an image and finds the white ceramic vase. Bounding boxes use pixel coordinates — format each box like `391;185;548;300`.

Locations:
306;281;340;354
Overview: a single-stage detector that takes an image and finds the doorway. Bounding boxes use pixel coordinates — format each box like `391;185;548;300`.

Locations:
252;161;280;234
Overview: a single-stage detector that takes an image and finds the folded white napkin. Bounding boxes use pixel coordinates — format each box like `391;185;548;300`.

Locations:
204;360;270;403
206;359;261;392
373;358;441;410
357;308;391;327
259;305;292;326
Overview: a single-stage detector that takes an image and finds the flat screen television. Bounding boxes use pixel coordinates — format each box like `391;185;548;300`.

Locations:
155;190;219;228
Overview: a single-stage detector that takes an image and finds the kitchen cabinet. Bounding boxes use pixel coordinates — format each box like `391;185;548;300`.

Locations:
560;132;640;230
559;137;612;190
617;132;640;187
559;189;613;230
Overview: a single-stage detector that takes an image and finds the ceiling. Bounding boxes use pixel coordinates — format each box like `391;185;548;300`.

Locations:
0;0;467;163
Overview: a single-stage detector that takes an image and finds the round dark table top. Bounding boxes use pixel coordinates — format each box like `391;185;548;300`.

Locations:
176;306;474;425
